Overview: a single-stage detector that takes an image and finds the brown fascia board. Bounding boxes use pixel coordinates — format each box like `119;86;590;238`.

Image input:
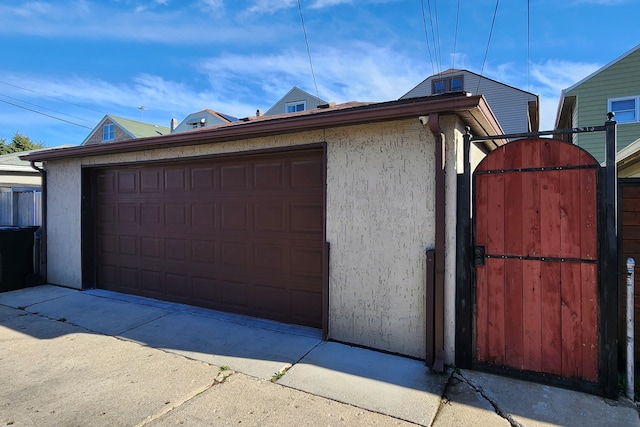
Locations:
22;94;503;162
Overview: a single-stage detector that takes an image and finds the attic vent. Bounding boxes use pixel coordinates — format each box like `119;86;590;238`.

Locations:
317;102;336;109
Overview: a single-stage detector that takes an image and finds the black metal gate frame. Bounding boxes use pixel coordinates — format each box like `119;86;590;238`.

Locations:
454;115;619;398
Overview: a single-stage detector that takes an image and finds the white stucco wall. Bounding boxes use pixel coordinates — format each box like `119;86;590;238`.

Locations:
46;158;83;287
44;117;471;361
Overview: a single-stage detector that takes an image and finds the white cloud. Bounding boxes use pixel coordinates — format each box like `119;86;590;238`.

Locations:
245;0;296;14
198;43;427;107
531;59;601;94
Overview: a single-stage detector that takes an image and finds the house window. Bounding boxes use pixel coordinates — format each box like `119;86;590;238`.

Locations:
102;124;114;142
285;101;306;113
432;75;464;95
609;96;639;123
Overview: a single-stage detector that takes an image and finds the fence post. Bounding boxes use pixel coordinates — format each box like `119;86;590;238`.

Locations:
627;258;635;401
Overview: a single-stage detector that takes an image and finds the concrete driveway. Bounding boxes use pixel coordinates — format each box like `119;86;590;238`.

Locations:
0;285;638;426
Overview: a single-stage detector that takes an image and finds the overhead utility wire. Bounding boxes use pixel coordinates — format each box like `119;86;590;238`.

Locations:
527;0;531;92
431;0;443;75
0;79;106;115
0;98;92;129
420;0;437;75
297;0;320;101
427;0;442;75
476;0;500;94
0;93;94;125
452;0;460;70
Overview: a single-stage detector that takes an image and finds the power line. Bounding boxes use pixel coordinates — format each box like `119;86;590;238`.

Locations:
297;0;320;101
431;0;443;74
0;79;106;115
0;93;94;125
0;98;92;129
427;0;442;75
527;0;531;92
476;0;500;94
420;0;436;75
452;0;460;70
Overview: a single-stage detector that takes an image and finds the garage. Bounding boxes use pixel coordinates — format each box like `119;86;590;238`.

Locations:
91;147;325;328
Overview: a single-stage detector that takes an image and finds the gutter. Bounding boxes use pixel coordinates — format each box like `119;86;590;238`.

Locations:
427;113;446;372
29;160;46;283
21;95;504;162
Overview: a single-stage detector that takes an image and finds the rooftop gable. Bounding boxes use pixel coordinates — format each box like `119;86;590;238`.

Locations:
564;44;640;94
81;115;170;145
264;86;327;115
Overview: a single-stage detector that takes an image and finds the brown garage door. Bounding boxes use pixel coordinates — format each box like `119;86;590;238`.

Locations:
93;148;324;328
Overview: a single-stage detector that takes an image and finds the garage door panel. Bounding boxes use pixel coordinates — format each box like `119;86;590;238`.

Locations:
191;166;215;191
165;204;188;226
221;204;249;230
221;279;250;308
141;270;163;294
141;169;162;193
118;204;138;225
220;164;248;191
254;244;285;272
254;204;285;231
117;170;138;193
254;162;284;190
95;148;324;327
291;158;323;189
118;235;138;256
291;203;323;232
220;241;249;268
192;240;215;264
164;166;188;190
191;203;216;227
97;171;116;193
192;276;219;303
166;273;190;298
291;247;323;277
140;237;162;258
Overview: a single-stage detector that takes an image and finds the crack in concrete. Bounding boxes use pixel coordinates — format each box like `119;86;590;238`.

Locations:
455;371;522;427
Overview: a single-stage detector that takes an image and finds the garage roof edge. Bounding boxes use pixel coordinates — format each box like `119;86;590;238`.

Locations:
21;94;503;162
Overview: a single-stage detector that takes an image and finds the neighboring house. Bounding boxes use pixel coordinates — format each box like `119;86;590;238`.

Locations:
401;69;539;135
0;150;42;190
82;115;170;145
555;44;640;163
0;146;70;226
264;86;327;116
171;110;237;133
22;94;503;365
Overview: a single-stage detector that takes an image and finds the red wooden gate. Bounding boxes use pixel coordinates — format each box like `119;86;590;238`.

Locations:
474;138;599;382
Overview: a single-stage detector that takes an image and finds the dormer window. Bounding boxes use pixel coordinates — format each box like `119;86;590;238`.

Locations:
432;75;464;95
102;123;114;142
285;101;306;113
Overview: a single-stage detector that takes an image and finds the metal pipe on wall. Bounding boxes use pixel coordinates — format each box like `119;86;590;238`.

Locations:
627;258;635;401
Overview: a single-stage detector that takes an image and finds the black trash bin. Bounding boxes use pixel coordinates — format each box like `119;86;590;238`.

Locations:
0;226;39;292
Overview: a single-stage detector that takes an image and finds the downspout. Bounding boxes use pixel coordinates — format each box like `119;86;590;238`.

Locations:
29;160;46;283
428;113;446;372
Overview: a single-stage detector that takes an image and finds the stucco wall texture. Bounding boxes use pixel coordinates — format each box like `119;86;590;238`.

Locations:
45;116;469;362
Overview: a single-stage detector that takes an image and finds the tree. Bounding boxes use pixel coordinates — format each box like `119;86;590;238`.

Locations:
0;132;45;155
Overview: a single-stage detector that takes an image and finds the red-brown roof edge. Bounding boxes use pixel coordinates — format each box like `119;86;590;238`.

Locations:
22;94;503;162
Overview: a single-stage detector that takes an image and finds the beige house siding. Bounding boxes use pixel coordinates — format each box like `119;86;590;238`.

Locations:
566;47;640;162
44;116;477;361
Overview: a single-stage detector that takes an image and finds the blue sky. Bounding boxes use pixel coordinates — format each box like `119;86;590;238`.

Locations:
0;0;637;147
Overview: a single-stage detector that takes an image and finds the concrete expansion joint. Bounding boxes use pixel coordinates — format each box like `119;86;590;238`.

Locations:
454;371;523;427
430;369;456;426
